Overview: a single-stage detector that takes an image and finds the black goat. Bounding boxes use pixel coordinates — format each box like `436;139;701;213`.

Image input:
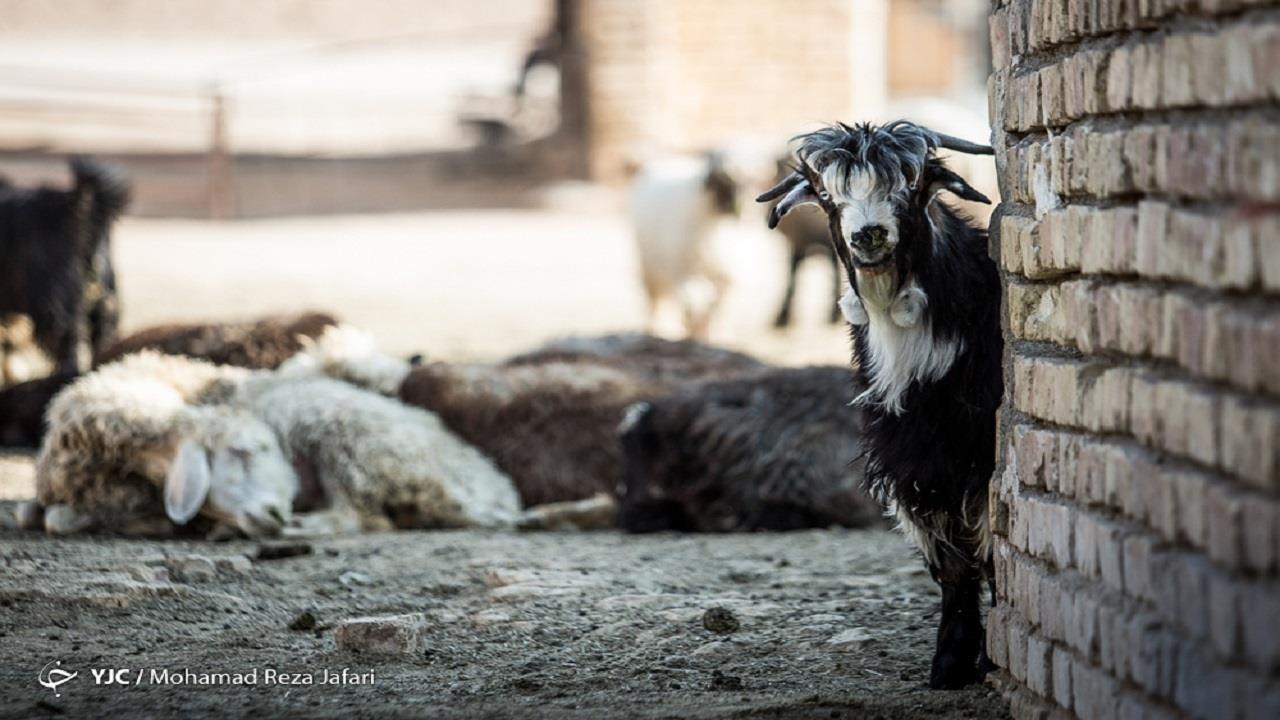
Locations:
0;157;131;374
770;159;843;327
617;366;883;533
758;121;1001;689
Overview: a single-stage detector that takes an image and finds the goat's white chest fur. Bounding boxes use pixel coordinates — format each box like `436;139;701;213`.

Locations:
848;271;963;415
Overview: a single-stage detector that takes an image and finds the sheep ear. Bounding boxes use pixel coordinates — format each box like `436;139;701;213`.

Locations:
925;165;991;205
165;439;211;525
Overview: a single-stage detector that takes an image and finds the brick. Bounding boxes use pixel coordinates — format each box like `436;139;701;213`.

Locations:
1174;554;1212;641
1241;580;1280;673
1066;591;1100;662
1052;646;1073;710
1027;634;1054;697
1170;469;1208;548
1218;396;1280;491
1135;201;1170;278
1207;571;1241;661
1122;532;1154;602
1205;482;1244;569
1072;659;1121;720
1008;612;1031;683
1097;519;1126;593
1241;497;1277;574
1075;511;1101;578
1130;41;1163;109
1227;119;1280;202
989;604;1011;669
1106;44;1134;110
1160;33;1196;107
991;9;1012;72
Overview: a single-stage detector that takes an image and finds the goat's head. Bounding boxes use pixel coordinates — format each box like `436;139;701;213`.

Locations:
163;406;298;538
757;121;991;279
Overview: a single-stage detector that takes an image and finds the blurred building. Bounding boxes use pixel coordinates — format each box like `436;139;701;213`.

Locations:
0;0;989;215
559;0;989;181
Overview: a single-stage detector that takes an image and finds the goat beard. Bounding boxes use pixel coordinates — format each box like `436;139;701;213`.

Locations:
853;265;900;310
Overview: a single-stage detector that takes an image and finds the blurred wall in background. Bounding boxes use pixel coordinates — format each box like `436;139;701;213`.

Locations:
0;0;991;216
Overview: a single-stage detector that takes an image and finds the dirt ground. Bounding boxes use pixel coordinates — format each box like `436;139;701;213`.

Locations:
0;521;1008;719
0;207;1008;718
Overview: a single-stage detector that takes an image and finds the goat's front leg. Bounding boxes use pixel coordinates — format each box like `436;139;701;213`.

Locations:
928;554;985;689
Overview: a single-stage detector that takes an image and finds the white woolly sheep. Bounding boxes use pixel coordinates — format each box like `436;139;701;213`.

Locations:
35;351;520;537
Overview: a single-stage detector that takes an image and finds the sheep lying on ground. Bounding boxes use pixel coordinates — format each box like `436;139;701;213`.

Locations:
34;352;519;537
629;154;739;339
617;366;883;532
292;328;875;532
288;329;766;509
0;157;131;376
94;311;339;368
0;312;340;449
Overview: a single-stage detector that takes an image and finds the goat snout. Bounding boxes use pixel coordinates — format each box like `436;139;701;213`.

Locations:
850;225;888;251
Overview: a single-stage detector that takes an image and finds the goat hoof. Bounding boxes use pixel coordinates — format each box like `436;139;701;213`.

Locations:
929;652;980;690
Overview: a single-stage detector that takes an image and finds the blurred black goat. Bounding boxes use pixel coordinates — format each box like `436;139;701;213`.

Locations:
0;157;131;376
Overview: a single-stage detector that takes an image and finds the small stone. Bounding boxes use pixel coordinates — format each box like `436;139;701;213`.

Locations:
14;501;43;530
827;627;874;650
124;564;170;583
255;541;313;561
167;555;217;583
338;571;373;587
215;556;253;575
43;504;93;535
471;609;512;626
702;607;740;634
708;669;744;691
288;611;317;631
333;614;427;656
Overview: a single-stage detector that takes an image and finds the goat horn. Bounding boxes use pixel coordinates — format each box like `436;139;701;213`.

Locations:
934;133;994;155
755;172;804;203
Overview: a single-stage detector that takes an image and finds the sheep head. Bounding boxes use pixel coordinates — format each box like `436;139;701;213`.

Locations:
757;121;991;296
164;406;298;538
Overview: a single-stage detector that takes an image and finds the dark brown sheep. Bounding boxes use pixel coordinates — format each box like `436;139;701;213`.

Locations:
400;334;764;508
94;311;339;369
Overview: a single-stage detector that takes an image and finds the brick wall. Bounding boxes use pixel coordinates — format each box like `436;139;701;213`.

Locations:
986;1;1280;718
570;0;888;181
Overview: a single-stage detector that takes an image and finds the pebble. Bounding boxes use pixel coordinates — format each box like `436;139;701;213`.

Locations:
708;669;744;691
288;611;318;631
43;505;93;535
334;614;427;656
826;627;874;650
14;501;43;530
215;556;253;575
338;571;373;587
702;607;740;634
255;541;313;561
166;555;217;583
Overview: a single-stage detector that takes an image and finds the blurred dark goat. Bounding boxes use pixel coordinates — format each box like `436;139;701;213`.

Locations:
770;159;843;327
0;312;340;449
0;157;130;375
759;121;1000;689
617;366;883;533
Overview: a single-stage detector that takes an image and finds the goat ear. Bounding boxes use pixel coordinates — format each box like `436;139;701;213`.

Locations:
925;165;991;205
165;439;211;525
758;178;820;229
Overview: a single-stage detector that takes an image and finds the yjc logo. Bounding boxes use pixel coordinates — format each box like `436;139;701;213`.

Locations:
37;660;78;697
